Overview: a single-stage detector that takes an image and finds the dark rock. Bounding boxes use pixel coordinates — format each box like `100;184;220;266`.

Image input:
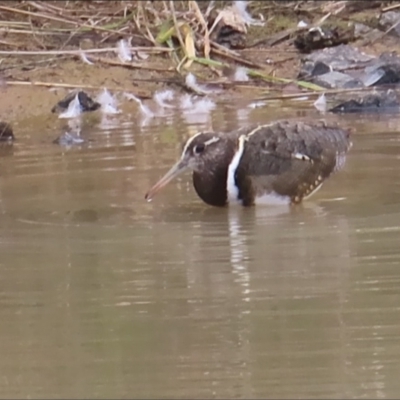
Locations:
208;6;247;50
299;45;375;80
311;61;332;76
312;71;363;89
361;52;400;86
329;89;400;113
365;64;400;86
51;91;100;114
297;45;394;89
215;26;246;49
294;25;355;53
0;122;15;142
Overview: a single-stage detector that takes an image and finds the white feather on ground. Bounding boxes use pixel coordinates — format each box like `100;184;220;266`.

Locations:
313;93;327;112
248;101;267;109
185;73;219;95
179;94;216;113
96;89;121;114
116;39;132;63
123;92;156;128
233;1;264;26
79;50;94;65
297;20;308;28
59;94;82;119
154;89;175;109
233;67;249;81
179;94;216;125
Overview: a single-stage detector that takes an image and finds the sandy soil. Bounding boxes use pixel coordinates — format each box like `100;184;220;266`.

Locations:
0;57;171;120
1;3;400;123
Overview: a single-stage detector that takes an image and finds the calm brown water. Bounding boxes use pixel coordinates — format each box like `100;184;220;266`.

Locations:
1;101;400;399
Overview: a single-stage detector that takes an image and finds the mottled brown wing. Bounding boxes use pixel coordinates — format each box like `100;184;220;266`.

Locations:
236;121;351;205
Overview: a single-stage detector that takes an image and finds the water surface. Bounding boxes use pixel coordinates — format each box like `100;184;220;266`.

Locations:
1;101;400;399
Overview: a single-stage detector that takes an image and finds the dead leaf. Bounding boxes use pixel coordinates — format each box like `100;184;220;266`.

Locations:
180;23;196;68
189;0;210;59
218;7;247;33
209;5;248;36
156;20;196;67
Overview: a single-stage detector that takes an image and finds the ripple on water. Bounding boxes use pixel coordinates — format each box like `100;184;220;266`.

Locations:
1;107;400;398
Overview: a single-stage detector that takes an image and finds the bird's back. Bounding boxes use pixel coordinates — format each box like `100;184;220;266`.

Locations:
233;120;351;206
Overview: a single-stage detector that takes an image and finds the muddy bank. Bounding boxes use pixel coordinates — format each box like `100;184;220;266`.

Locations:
1;1;400;122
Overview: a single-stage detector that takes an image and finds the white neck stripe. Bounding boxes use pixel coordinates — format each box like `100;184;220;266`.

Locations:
226;134;247;204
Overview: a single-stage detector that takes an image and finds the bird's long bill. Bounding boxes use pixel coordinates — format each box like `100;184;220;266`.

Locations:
145;159;188;202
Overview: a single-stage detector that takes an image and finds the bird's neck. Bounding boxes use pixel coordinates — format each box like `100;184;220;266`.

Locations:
192;168;228;207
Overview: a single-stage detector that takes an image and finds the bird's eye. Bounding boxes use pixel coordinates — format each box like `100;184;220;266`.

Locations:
194;143;205;154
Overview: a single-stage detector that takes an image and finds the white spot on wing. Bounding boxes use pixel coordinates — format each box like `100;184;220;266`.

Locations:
292;152;312;162
304;183;323;200
227;135;246;204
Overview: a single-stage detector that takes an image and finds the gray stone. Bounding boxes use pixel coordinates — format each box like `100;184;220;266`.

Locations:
379;11;400;37
298;44;375;80
311;71;363;89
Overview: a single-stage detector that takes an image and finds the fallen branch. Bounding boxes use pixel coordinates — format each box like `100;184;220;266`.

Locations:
0;47;173;56
86;56;175;72
256;85;394;101
0;5;120;34
5;80;151;98
210;44;268;70
382;3;400;12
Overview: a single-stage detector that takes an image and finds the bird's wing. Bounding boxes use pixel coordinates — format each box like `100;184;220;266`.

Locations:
235;121;351;203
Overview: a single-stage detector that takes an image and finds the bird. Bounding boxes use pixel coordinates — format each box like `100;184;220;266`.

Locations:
145;120;352;207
